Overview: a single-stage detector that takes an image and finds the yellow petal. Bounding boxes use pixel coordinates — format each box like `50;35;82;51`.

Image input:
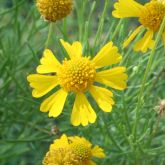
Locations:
71;93;97;126
89;86;114;112
89;161;97;165
133;30;155;53
27;74;58;98
95;67;128;90
40;89;67;117
92;146;106;158
69;136;92;147
51;134;69;149
123;25;143;48
36;49;61;74
92;42;122;68
162;31;165;46
112;0;144;18
60;39;82;59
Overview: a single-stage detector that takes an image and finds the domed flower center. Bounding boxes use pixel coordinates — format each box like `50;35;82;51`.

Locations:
139;1;165;32
43;148;79;165
58;57;96;93
36;0;73;22
70;143;92;161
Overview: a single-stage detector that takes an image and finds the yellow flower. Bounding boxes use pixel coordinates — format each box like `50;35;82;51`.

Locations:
69;136;106;165
36;0;73;22
27;39;127;126
43;134;79;165
112;0;165;53
43;134;105;165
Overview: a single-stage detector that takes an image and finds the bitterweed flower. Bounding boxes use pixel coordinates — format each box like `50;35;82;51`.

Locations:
112;0;165;53
27;39;127;126
43;134;78;165
43;134;105;165
36;0;73;22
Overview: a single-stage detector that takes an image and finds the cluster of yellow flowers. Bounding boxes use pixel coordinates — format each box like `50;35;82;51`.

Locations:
43;134;105;165
26;0;165;164
113;0;165;52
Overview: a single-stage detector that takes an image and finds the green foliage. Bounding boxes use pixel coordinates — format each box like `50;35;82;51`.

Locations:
0;0;165;164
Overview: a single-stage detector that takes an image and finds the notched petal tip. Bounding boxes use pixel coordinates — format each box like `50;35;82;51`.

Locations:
71;94;97;127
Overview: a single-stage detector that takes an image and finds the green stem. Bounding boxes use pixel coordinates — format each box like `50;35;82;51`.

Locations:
45;23;54;48
0;135;52;143
102;115;123;151
133;17;165;138
0;0;25;16
111;19;123;41
93;0;109;50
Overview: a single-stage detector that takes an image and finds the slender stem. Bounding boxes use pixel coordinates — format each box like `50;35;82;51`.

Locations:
93;0;109;50
0;135;52;143
111;19;123;41
152;114;161;137
45;22;54;48
133;17;165;138
0;0;25;16
102;115;123;151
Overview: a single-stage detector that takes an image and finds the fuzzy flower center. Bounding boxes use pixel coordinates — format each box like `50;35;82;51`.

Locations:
43;148;79;165
58;57;96;93
71;143;92;161
139;1;165;32
36;0;73;22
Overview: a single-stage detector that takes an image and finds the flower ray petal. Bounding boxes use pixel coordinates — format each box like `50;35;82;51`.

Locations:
133;30;155;53
92;42;122;68
27;74;59;98
40;89;68;117
91;146;106;158
36;49;61;74
71;93;97;126
89;85;114;112
60;39;82;59
112;0;144;18
162;31;165;46
123;25;143;48
95;67;128;90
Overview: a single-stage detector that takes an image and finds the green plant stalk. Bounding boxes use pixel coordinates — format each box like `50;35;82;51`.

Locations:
93;0;109;50
45;22;54;48
83;1;96;44
102;115;123;151
111;19;123;41
75;0;87;42
133;17;165;138
0;0;25;16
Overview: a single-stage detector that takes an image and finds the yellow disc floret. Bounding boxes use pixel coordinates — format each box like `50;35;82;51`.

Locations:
43;148;79;165
139;1;165;32
58;57;96;93
36;0;73;22
70;142;92;162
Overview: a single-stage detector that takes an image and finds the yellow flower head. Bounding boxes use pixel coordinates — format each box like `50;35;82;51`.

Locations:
42;134;105;165
36;0;73;22
27;39;127;126
69;136;106;165
43;135;79;165
112;0;165;53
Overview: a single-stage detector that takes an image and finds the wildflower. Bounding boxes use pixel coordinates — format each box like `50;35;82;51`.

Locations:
69;136;105;165
155;99;165;116
36;0;73;22
43;134;79;165
27;39;127;126
43;134;105;165
112;0;165;53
